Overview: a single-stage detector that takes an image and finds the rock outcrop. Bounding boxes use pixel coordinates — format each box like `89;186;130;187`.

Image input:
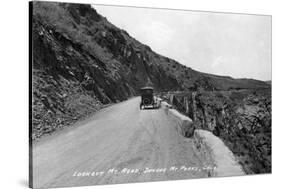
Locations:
161;89;271;174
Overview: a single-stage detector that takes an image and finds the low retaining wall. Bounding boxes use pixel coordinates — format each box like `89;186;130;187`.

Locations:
161;100;194;137
160;101;172;109
194;129;245;177
167;109;194;137
160;100;244;177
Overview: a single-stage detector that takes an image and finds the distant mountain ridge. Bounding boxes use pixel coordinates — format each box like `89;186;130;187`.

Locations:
265;80;271;85
31;2;270;139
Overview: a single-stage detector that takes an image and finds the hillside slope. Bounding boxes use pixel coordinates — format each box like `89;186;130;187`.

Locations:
31;2;270;139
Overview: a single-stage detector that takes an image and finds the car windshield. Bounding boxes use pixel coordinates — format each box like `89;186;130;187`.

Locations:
141;89;153;95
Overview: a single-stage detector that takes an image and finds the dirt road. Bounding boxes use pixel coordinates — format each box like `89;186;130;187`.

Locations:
32;97;210;188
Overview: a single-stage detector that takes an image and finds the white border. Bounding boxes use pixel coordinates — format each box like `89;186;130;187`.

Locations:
0;0;279;188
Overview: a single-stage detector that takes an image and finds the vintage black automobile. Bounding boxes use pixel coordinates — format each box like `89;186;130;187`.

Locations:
139;87;158;109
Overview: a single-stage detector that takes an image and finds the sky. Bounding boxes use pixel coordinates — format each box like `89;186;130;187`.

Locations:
93;5;271;81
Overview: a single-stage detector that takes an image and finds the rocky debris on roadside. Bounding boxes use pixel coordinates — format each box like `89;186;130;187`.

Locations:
32;72;103;140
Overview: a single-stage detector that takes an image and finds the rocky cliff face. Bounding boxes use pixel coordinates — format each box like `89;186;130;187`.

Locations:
31;2;270;140
162;89;271;174
31;2;181;139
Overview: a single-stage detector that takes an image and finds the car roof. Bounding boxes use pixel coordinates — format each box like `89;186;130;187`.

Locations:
140;87;154;90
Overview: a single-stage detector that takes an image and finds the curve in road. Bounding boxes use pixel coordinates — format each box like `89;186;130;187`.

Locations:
32;97;211;188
